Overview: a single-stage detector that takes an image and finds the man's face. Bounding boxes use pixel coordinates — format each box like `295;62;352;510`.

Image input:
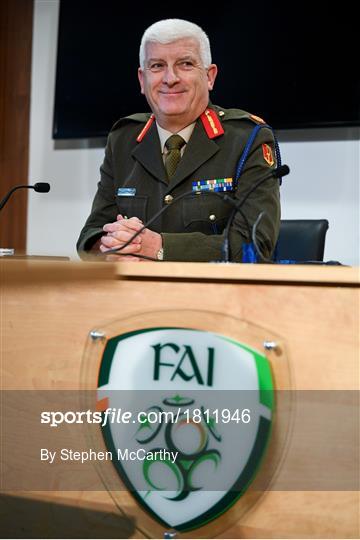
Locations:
138;38;217;130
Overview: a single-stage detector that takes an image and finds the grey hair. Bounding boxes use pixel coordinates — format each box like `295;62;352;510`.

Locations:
139;19;212;69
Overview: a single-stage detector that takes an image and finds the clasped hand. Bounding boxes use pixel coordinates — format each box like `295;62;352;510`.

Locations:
100;215;162;261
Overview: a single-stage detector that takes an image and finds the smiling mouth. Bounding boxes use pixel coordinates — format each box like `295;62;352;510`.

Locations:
160;90;186;95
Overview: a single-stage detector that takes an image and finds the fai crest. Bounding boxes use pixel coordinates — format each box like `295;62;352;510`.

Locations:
96;328;274;532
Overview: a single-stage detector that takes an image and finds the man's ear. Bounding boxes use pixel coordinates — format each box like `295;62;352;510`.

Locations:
138;68;145;95
207;64;218;91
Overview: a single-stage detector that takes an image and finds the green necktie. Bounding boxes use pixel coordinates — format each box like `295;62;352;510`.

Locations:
164;134;185;180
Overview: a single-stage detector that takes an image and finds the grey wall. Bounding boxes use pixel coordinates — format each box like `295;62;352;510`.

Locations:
27;0;359;265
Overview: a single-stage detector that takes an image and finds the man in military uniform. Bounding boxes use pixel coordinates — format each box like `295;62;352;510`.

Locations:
77;19;280;262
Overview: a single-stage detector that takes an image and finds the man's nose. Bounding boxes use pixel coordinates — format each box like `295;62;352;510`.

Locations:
162;65;180;85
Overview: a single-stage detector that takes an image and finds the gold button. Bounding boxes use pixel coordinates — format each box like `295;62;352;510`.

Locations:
218;111;225;117
164;194;173;204
209;214;216;221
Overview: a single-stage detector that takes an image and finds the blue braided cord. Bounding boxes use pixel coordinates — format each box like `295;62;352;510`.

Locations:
234;122;283;263
273;135;282;185
271;131;283;260
235;124;283;186
235;124;263;182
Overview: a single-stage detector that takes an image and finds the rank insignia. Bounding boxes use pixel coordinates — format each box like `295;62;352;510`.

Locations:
200;109;225;139
262;143;274;166
192;178;233;192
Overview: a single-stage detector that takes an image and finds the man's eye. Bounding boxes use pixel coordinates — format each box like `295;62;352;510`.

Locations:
179;61;194;69
149;63;164;72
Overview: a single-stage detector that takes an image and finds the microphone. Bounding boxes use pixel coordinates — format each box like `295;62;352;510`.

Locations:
221;165;290;262
105;165;289;259
0;182;51;211
103;188;205;256
33;182;50;193
223;165;289;211
103;187;232;257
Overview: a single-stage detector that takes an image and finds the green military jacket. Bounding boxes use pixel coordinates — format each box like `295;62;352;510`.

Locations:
77;105;280;262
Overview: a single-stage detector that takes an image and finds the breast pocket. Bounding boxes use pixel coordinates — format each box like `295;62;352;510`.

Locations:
115;196;148;222
182;193;232;234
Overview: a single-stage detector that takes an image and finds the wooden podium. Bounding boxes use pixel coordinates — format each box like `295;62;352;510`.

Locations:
1;259;359;538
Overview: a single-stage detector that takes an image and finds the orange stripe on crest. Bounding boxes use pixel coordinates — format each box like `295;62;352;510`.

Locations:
96;397;109;412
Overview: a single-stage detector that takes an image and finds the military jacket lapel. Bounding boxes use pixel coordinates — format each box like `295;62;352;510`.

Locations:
131;117;221;189
131;122;168;185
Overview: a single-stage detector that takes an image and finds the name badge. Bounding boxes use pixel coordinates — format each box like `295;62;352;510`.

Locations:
192;178;233;193
117;187;136;197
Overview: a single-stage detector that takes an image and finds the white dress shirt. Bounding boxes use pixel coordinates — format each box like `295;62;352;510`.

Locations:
156;122;196;162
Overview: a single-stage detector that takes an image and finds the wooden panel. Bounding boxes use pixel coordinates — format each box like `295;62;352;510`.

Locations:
2;262;358;391
1;261;359;538
0;0;33;250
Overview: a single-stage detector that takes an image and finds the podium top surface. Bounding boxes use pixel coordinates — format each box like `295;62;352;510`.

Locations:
115;261;359;285
2;259;358;286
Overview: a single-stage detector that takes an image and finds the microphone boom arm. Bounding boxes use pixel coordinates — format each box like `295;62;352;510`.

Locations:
0;182;50;212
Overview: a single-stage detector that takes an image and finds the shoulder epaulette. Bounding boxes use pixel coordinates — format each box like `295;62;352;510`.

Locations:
110;112;152;133
248;113;266;125
210;105;267;125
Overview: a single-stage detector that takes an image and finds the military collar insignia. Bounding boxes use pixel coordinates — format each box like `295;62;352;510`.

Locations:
200;108;225;139
136;108;224;143
136;114;155;142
